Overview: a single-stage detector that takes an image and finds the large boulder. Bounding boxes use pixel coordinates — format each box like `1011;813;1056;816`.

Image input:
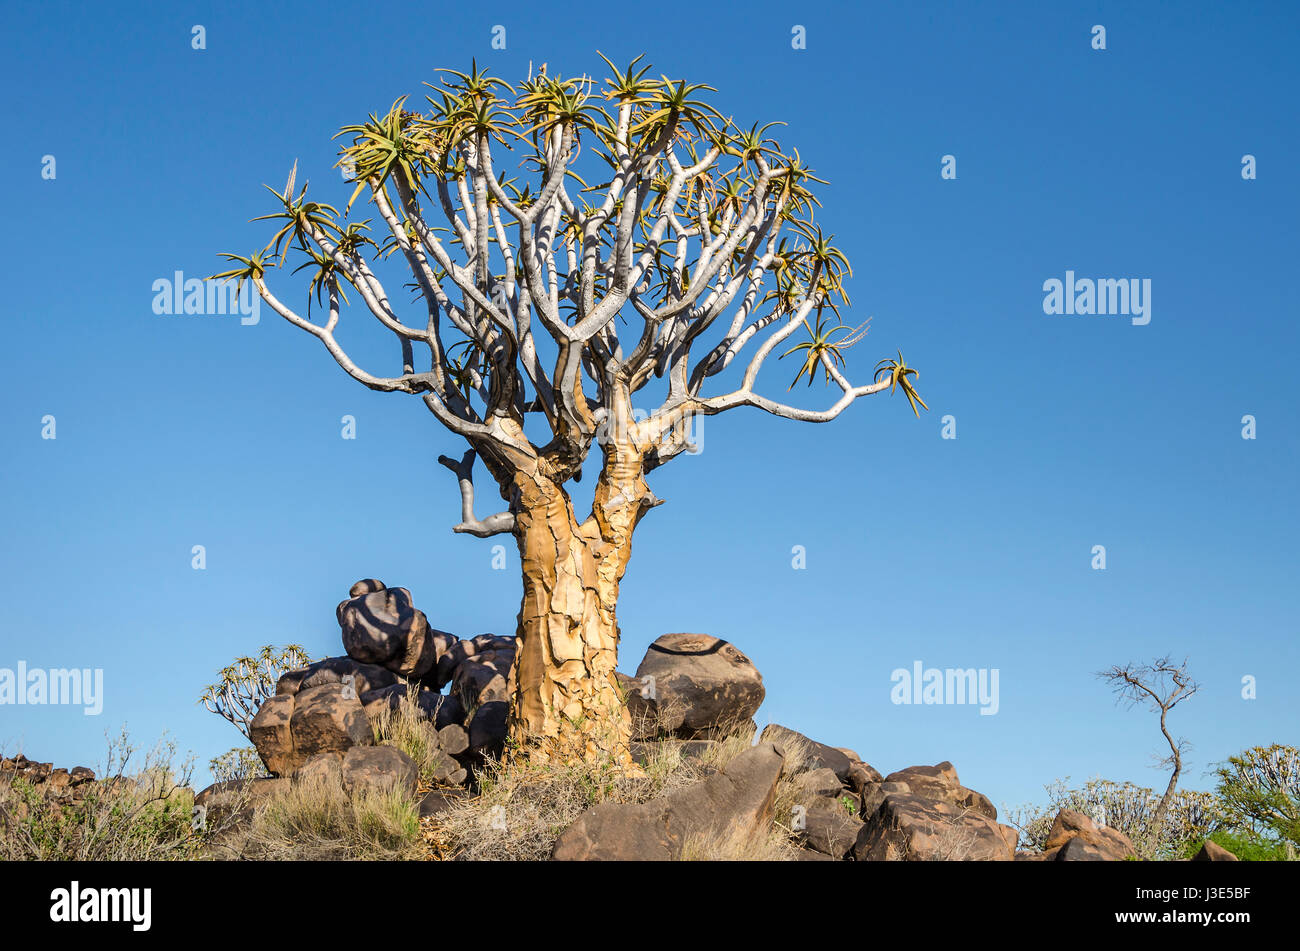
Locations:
854;794;1017;861
250;683;374;776
248;694;296;776
631;634;765;739
336;580;457;680
553;742;784;860
1042;809;1137;861
800;801;864;859
291;684;374;763
881;763;997;821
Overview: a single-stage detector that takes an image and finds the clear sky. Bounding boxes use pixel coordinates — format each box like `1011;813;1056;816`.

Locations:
1;0;1296;813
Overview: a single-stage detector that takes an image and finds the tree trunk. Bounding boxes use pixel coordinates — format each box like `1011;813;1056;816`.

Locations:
1149;708;1181;849
506;440;654;763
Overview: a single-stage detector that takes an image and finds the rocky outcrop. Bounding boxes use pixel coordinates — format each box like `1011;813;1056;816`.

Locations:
853;761;1017;861
552;742;785;860
0;755;97;807
250;579;515;785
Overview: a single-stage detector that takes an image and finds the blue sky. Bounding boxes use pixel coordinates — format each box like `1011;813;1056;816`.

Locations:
0;0;1296;812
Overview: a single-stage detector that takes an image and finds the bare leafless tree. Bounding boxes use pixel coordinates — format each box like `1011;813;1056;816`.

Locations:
1097;656;1199;841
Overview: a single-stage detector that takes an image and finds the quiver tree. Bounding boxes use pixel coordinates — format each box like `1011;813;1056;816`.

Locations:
219;56;926;764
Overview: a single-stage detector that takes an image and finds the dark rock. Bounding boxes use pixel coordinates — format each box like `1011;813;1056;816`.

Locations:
468;701;509;758
632;634;765;739
452;652;515;707
797;767;846;800
193;777;290;827
276;656;398;699
337;584;441;678
419;788;468;818
879;762;998;821
437;724;470;756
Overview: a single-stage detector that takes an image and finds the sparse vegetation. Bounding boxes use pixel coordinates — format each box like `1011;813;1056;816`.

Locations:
0;730;200;861
1006;777;1226;859
371;683;453;785
233;777;424;861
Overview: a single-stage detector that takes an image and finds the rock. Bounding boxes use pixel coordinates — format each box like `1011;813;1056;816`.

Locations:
436;634;515;691
437;724;470;757
879;762;998;821
468;701;509;758
452;652;515;707
249;693;297;776
632;634;765;739
801;801;864;859
419;788;468;818
854;793;1018;861
796;767;846;801
287;683;373;770
760;724;852;781
341;746;417;798
292;753;343;788
1054;838;1112;861
69;767;95;786
552;742;784;860
337;583;443;679
276;656;398;699
360;683;464;729
194;777;290;827
847;762;885;816
1042;809;1136;861
1193;840;1239;862
429;754;468;786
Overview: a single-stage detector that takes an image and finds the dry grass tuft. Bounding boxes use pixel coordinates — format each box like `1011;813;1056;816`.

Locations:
234;775;424;860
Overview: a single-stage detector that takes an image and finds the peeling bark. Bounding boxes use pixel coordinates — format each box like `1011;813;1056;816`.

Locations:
507;432;657;763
